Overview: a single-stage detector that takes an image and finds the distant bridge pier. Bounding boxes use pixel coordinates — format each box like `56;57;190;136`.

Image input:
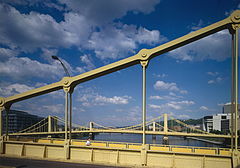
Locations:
163;113;169;145
152;122;156;132
89;122;93;131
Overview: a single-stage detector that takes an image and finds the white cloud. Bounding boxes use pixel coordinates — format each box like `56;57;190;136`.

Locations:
88;24;163;60
95;95;131;105
149;104;162;109
76;54;96;73
0;57;63;80
0;4;80;52
200;106;209;111
177;114;190;119
208;80;215;84
149;95;163;100
154;80;187;94
42;104;64;114
154;81;179;91
207;71;219;76
168;30;231;61
59;0;160;24
0;83;34;97
153;73;167;78
0;48;18;61
149;100;195;111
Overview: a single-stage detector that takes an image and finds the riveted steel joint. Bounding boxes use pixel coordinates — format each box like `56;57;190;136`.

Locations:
230;10;240;30
0;97;5;107
138;49;151;61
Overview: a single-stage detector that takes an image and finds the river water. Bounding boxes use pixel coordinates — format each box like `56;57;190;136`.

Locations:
92;133;222;148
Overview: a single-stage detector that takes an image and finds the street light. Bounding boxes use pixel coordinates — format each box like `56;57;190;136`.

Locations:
52;55;71;77
52;55;72;146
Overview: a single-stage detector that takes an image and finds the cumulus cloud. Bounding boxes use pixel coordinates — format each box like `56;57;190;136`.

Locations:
76;54;96;73
149;95;163;100
0;57;64;80
207;71;219;76
168;30;231;62
200;106;209;111
154;80;187;94
42;104;64;114
59;0;160;24
76;87;132;106
207;71;223;84
0;83;34;97
149;100;195;111
0;4;80;52
0;48;18;61
95;95;131;105
88;24;163;60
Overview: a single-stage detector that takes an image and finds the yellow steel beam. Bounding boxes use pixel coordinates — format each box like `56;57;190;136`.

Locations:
0;10;239;108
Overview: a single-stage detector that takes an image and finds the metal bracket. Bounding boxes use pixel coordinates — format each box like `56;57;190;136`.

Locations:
0;97;5;108
229;10;240;33
140;60;149;68
63;86;74;94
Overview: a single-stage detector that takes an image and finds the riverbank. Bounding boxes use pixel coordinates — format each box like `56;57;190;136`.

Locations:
185;137;224;145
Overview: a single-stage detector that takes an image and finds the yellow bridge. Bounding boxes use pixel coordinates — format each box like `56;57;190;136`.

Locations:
0;10;240;168
9;114;231;139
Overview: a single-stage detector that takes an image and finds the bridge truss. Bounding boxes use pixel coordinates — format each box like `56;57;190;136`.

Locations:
0;9;239;167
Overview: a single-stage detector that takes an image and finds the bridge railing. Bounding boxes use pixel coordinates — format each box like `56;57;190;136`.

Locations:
8;136;231;156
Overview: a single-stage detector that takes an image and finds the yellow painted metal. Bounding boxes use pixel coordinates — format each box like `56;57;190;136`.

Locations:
71;141;85;146
52;140;65;145
128;144;142;150
108;143;126;148
164;113;168;133
91;142;107;147
150;146;170;152
172;147;192;153
195;148;216;155
38;139;51;144
141;62;147;145
234;28;239;150
2;141;233;168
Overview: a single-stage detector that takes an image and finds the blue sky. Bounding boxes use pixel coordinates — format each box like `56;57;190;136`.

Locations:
0;0;239;126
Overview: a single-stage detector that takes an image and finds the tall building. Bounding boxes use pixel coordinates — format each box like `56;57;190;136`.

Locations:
2;109;44;134
222;103;240;114
202;113;231;133
202;103;240;133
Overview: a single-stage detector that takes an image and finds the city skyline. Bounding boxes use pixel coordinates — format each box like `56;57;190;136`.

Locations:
0;0;239;126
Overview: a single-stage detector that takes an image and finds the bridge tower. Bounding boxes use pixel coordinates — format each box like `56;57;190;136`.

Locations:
163;113;169;145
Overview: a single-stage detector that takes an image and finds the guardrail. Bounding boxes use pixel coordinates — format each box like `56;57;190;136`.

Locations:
9;137;231;156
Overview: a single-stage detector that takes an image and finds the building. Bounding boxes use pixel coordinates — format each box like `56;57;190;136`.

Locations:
202;113;231;133
2;109;44;134
222;103;240;114
202;103;240;133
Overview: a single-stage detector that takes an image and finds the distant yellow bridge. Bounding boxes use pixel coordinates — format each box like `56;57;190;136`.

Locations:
9;114;232;139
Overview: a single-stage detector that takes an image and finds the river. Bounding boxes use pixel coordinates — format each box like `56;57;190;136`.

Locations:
91;133;223;148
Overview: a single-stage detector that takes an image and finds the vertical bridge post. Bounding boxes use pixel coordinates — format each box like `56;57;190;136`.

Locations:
48;115;52;133
140;58;149;166
230;17;240;168
63;82;74;160
90;122;93;131
164;113;168;133
153;122;156;132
